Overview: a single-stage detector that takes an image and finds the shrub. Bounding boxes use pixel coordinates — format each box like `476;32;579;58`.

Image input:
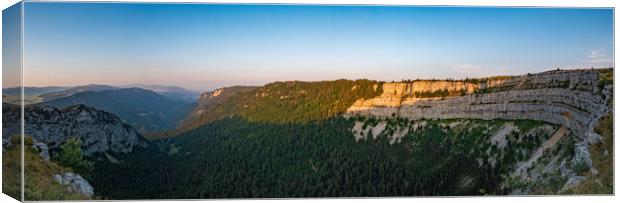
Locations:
55;138;93;175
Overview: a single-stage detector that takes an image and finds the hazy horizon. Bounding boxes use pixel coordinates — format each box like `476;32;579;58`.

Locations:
3;3;614;91
2;67;614;93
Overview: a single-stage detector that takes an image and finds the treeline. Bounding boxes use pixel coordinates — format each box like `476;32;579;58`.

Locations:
180;79;383;135
413;88;466;98
236;79;382;123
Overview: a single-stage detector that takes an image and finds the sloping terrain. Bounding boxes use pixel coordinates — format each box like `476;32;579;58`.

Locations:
89;68;613;198
2;102;147;155
122;84;199;103
3;136;90;201
41;88;193;132
2;102;150;200
167;80;381;137
39;84;119;102
2;86;70;104
4;68;612;199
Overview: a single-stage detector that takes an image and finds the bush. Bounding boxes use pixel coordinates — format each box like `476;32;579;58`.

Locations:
55;138;93;175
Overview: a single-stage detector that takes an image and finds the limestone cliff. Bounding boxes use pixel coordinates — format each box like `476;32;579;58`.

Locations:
346;68;613;194
346;69;612;138
2;103;147;155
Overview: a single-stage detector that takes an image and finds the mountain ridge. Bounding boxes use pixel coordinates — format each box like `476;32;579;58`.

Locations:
40;87;193;132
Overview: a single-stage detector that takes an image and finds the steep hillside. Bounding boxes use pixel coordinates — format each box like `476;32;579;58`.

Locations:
168;80;381;137
2;102;151;200
2;102;147;155
92;116;584;198
40;88;193;132
343;68;613;194
3;136;93;201
88;68;613;198
346;69;612;138
12;68;610;198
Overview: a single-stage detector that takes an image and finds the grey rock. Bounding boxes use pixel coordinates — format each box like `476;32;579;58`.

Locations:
347;69;610;139
2;103;147;156
53;172;94;197
559;176;586;193
52;174;63;183
32;141;50;161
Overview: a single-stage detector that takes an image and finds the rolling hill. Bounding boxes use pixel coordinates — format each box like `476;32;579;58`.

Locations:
123;84;199;103
40;88;194;132
39;84;119;102
2;86;70;104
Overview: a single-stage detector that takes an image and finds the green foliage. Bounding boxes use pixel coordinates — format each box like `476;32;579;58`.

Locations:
89;117;555;198
237;80;382;123
2;136;90;200
597;68;613;90
54;138;93;175
172;80;382;137
412;88;471;98
503;170;567;195
565;113;613;194
42;88;193;132
414;89;449;98
573;161;590;175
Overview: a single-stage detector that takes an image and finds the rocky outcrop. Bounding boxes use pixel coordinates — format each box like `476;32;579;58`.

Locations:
2;103;147;155
346;69;612;138
32;141;51;161
53;172;94;197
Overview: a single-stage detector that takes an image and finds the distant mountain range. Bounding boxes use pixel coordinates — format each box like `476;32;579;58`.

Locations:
2;86;70;97
40;88;195;132
122;84;199;103
2;86;71;104
40;84;120;102
2;84;199;104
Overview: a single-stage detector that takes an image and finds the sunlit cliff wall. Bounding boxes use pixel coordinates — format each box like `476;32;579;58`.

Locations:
347;69;612;137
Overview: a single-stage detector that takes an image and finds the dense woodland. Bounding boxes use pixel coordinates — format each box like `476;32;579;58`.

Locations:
88;116;556;199
178;80;383;135
4;69;613;199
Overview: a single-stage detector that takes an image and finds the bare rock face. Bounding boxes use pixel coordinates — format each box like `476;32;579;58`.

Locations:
347;69;613;194
32;141;51;161
2;103;147;156
53;172;94;197
346;69;612;138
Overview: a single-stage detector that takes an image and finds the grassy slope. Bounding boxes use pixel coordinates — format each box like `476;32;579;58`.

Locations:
565;114;613;194
2;136;89;200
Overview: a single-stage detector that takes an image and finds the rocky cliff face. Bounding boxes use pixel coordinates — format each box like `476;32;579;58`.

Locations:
2;103;147;155
346;68;613;194
346;69;612;138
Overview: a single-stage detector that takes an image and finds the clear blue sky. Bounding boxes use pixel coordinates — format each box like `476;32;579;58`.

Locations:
16;2;614;91
2;2;21;88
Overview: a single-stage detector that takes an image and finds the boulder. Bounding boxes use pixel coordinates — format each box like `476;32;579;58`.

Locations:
53;172;94;197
